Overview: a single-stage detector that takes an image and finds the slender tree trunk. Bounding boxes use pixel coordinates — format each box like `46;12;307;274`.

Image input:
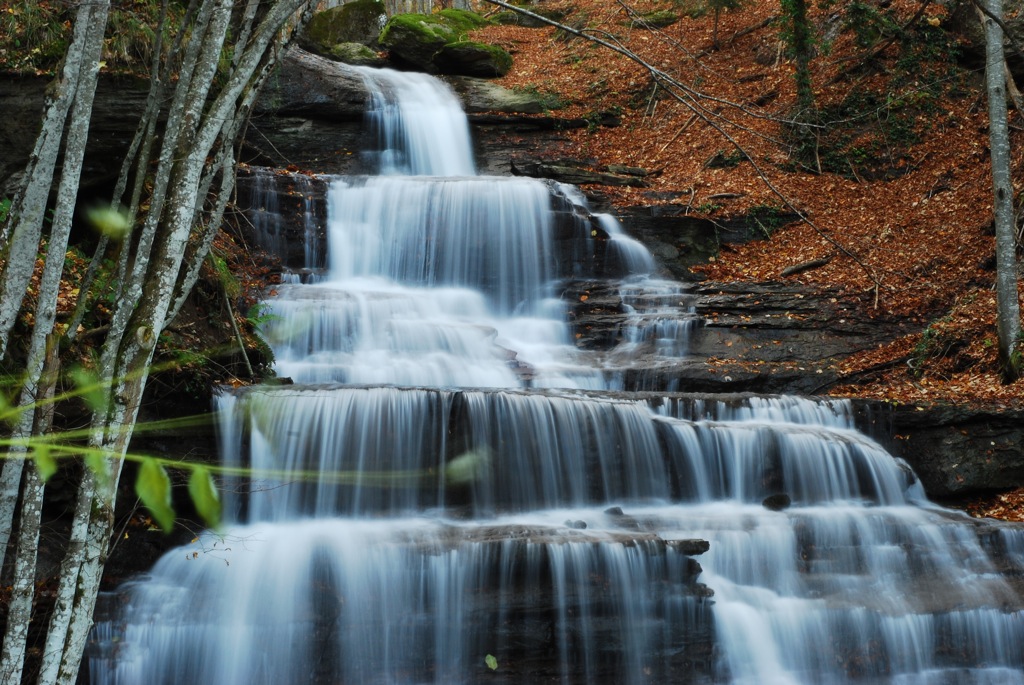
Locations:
0;336;61;684
0;0;106;357
0;0;111;572
782;0;815;114
0;2;110;680
981;0;1022;381
50;5;314;681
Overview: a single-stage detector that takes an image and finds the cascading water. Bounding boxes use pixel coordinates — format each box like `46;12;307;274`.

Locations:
90;66;1024;685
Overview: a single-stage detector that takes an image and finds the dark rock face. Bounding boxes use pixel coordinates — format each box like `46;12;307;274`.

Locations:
854;401;1024;497
948;3;1024;79
246;49;370;174
0;74;150;196
234;166;330;273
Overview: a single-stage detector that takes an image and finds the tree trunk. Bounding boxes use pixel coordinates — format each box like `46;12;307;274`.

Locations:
981;0;1022;381
47;5;315;681
0;0;111;572
0;336;61;684
782;0;815;114
0;0;108;357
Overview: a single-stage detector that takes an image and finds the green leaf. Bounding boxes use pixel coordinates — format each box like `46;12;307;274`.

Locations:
443;448;491;486
84;451;110;489
485;654;498;671
0;391;22;427
33;447;58;482
70;366;106;413
188;466;222;530
85;206;132;241
135;458;176;533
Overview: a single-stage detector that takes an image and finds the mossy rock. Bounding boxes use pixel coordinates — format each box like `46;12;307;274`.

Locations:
434;41;513;77
633;10;678;28
379;14;462;70
437;8;491;31
328;42;387;67
379;10;495;72
300;0;388;53
493;7;567;27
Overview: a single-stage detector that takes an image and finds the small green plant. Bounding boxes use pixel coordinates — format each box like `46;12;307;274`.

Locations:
704;149;746;169
695;201;723;214
208;252;241;299
748;204;791;238
843;0;898;48
0;197;12;223
909;315;955;377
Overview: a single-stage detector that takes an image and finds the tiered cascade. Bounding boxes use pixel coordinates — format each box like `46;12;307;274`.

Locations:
89;66;1024;685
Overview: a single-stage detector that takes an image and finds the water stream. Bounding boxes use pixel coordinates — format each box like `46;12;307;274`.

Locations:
89;66;1024;684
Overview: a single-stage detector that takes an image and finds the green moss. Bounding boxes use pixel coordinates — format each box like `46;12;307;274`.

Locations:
435;40;513;77
438;8;491;30
380;14;460;49
380;10;498;71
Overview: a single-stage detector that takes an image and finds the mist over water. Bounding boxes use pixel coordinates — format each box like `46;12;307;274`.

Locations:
89;66;1024;685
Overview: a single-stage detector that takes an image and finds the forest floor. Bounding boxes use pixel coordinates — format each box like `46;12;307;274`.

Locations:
469;0;1024;516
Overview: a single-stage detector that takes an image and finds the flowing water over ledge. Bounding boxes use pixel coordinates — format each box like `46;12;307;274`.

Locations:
89;66;1024;685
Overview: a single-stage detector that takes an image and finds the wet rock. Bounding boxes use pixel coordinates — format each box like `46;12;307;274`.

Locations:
511;158;649;186
443;76;547;113
667;539;712;555
854;401;1024;497
763;493;792;511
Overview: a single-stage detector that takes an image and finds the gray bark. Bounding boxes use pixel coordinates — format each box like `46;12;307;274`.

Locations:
0;466;46;684
0;3;110;681
0;0;98;360
0;0;111;571
982;0;1022;381
52;5;315;681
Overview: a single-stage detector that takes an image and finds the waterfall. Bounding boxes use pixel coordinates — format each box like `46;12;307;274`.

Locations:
90;66;1024;685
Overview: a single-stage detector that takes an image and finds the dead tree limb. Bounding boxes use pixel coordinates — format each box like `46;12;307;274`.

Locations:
780;255;833;277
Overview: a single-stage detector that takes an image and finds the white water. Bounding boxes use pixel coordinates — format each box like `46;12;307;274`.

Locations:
90;66;1024;685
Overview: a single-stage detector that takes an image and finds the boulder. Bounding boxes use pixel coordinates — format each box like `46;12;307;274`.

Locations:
434;40;513;77
442;75;546;113
379;9;511;76
255;48;367;119
298;0;388;52
946;3;1024;79
493;7;567;27
380;13;469;70
633;10;679;28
